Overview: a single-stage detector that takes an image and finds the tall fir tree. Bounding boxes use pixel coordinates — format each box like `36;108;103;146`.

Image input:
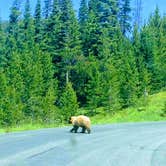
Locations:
56;0;81;86
6;0;21;54
21;0;34;47
43;0;53;19
132;25;150;96
0;19;6;67
79;0;88;25
43;0;61;54
118;39;139;107
133;0;142;28
0;51;24;126
119;0;132;35
59;82;78;121
34;0;42;43
148;7;166;91
140;24;156;92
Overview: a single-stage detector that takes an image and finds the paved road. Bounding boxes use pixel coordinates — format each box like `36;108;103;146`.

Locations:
0;122;166;166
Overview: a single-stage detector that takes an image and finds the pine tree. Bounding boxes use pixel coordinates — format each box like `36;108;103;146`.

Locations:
0;68;6;125
82;10;100;57
119;0;132;35
148;7;166;91
0;19;6;67
82;0;120;57
132;25;149;96
79;0;88;25
108;0;120;33
85;57;103;108
34;0;42;43
59;82;78;121
133;0;142;28
77;0;122;108
0;52;24;126
43;0;53;19
20;46;57;121
139;24;156;93
7;0;21;35
103;59;121;110
55;0;81;87
6;0;21;54
43;0;61;54
21;0;34;48
118;39;139;107
156;15;166;89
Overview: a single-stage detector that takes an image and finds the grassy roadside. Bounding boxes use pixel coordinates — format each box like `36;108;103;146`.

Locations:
91;91;166;124
0;123;69;133
0;91;165;133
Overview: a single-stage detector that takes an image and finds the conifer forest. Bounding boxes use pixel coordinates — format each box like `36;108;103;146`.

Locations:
0;0;165;127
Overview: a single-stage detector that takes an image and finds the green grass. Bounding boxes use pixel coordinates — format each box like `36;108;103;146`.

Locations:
0;91;165;133
91;91;166;124
0;123;67;133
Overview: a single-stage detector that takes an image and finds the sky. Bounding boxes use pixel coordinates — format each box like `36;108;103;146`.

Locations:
0;0;165;21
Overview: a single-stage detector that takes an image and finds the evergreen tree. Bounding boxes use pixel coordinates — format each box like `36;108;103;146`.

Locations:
43;0;61;54
20;47;57;121
85;57;103;108
139;25;155;92
7;0;21;35
43;0;53;18
132;25;150;97
34;0;42;43
133;0;142;28
55;0;81;87
82;0;120;57
82;10;100;57
79;0;88;25
6;0;21;54
0;19;6;67
0;52;24;126
59;82;78;121
78;0;88;55
119;0;132;35
118;39;139;107
108;0;120;34
21;0;34;48
156;15;166;89
148;7;166;91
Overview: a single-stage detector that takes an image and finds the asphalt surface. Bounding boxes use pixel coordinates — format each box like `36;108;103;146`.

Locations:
0;122;166;166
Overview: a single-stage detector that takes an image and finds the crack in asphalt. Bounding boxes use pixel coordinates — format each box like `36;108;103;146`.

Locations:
27;146;58;159
0;140;67;165
151;142;166;166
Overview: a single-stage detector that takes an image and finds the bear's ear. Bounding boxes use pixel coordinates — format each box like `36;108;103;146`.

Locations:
68;117;71;124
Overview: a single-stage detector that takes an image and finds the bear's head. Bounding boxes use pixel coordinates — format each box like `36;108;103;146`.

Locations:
68;116;77;124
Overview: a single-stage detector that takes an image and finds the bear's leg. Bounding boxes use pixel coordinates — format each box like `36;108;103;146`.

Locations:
70;125;78;133
70;125;79;133
73;125;79;133
70;127;75;133
70;126;79;133
81;126;86;133
87;128;91;134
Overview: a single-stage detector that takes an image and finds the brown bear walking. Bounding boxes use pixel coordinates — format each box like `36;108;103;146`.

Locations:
69;115;91;134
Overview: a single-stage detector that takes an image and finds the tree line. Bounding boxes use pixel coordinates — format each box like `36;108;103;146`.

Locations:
0;0;165;126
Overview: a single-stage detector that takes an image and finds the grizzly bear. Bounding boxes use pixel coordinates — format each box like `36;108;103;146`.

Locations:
69;115;91;134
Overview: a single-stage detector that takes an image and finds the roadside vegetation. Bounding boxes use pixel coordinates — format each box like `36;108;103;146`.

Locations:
91;91;166;124
0;0;165;132
1;91;165;133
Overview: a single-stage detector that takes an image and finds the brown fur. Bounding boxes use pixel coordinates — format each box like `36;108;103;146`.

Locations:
69;115;91;134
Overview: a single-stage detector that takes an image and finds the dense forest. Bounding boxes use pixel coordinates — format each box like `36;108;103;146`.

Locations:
0;0;165;127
